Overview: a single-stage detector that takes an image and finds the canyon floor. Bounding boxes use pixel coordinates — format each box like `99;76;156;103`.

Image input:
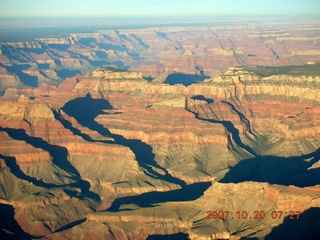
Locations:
0;19;320;240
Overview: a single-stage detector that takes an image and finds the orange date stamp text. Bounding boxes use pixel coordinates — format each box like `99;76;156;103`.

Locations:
206;210;301;220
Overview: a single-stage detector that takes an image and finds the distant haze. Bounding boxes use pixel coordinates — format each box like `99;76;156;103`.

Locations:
1;0;320;18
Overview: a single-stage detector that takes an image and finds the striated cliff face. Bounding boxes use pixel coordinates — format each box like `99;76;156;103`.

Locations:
44;182;320;240
1;19;320;93
0;66;319;239
0;95;55;121
92;68;144;79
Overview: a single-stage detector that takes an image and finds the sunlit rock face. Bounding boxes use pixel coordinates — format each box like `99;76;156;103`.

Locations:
1;19;320;93
92;68;144;79
0;63;319;239
1;16;320;240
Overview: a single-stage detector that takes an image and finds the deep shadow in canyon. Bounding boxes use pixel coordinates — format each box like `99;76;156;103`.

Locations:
62;94;186;187
265;207;320;240
185;106;257;156
0;153;59;189
52;109;113;144
0;62;38;87
0;127;79;180
56;69;81;79
220;148;320;187
0;204;32;240
164;73;210;86
191;95;214;104
0;127;100;202
62;95;215;212
222;100;253;133
107;182;211;211
186;102;320;187
147;232;189;240
53;218;86;234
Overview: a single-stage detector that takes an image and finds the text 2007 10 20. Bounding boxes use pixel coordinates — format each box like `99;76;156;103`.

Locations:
206;210;301;220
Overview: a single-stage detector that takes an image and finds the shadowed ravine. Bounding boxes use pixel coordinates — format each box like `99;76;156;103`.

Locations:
0;153;59;189
53;110;114;144
0;62;38;87
220;148;320;187
222;100;253;134
186;99;320;187
147;232;189;240
0;204;33;240
62;94;215;210
62;94;187;187
265;207;320;240
0;127;79;180
185;105;257;156
0;127;100;202
164;73;210;86
107;182;211;211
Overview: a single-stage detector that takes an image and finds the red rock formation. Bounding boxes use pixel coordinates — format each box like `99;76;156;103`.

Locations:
1;19;320;92
0;65;319;239
42;182;320;240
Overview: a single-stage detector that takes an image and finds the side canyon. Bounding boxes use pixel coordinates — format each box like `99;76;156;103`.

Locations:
0;65;319;239
1;19;320;239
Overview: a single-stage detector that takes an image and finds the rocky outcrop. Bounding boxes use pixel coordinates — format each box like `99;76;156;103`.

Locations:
277;36;320;41
214;48;244;56
2;41;43;49
1;19;320;93
291;50;320;56
42;182;320;240
77;70;320;102
0;63;319;239
34;37;76;45
92;68;144;79
188;182;320;239
0;95;55;121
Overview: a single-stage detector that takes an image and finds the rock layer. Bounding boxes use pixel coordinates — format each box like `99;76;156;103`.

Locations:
0;65;320;239
1;19;320;92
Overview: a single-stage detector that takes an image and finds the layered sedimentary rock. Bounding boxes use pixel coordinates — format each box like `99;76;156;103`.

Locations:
0;66;320;239
44;182;320;240
92;68;144;79
1;19;320;92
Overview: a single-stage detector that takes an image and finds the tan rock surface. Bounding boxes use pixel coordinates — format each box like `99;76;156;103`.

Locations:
0;65;319;239
1;19;320;92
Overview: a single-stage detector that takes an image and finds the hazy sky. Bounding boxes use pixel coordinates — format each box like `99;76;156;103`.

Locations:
1;0;319;18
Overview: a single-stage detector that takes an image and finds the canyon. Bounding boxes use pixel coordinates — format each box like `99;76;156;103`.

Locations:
1;19;320;93
0;19;320;239
0;64;319;239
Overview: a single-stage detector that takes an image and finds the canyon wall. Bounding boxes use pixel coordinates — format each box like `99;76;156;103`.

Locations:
1;19;320;93
0;66;319;239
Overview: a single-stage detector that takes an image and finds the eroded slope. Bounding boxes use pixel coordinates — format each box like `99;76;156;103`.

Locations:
0;66;319;239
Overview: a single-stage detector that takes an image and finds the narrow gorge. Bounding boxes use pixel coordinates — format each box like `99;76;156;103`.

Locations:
0;65;319;239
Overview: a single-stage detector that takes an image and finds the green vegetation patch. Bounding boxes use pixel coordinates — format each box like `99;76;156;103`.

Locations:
244;63;320;77
97;67;129;72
